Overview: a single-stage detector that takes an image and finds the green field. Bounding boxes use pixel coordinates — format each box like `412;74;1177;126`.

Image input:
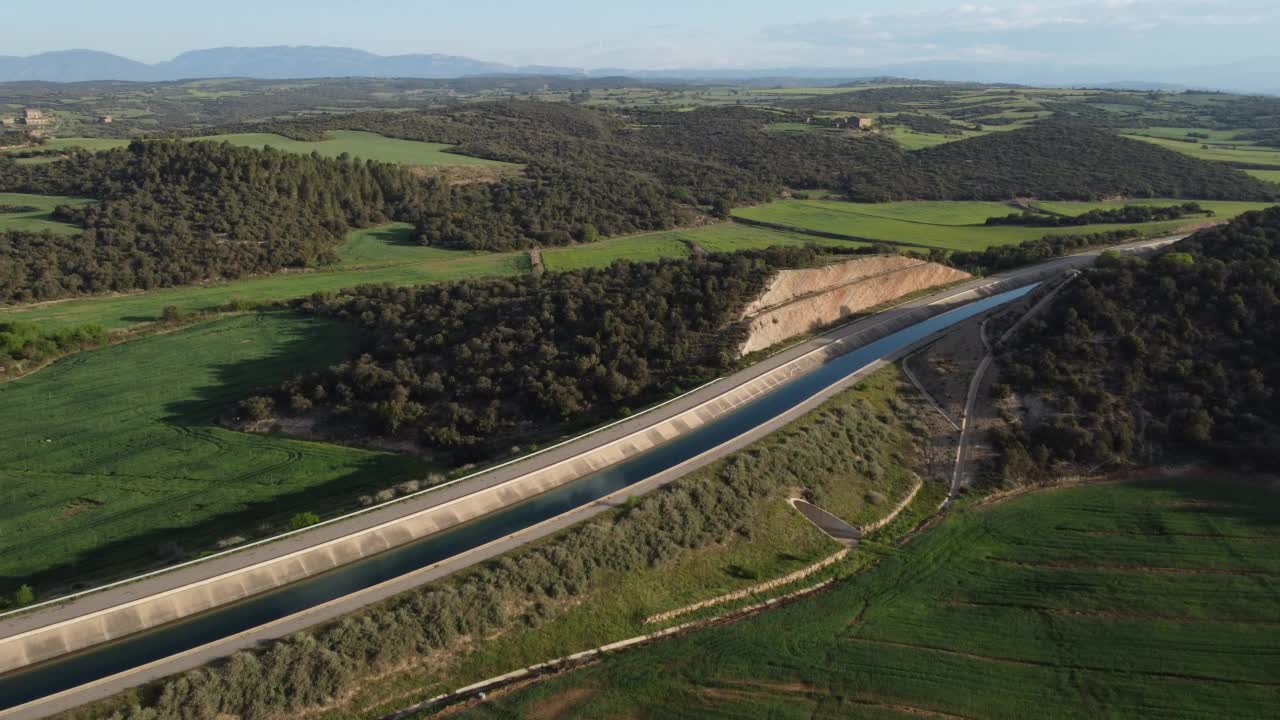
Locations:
4;222;857;331
0;312;427;595
0;247;530;331
884;127;986;150
641;223;869;254
732;199;1272;252
190;130;509;167
333;223;495;267
460;475;1280;719
1125;133;1280;168
5;197;1252;332
541;233;692;271
0;137;131;157
1031;199;1275;217
0;192;94;234
1247;169;1280;184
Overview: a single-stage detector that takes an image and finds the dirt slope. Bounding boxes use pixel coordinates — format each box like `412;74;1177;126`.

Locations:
740;257;970;355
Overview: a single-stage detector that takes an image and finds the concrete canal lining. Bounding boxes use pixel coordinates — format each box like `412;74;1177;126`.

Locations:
0;237;1180;680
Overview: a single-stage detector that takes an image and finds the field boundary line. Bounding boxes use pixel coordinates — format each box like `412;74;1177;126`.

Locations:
380;578;839;720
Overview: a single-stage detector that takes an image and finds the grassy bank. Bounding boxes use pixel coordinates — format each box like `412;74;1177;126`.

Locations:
62;367;945;720
0;312;427;597
459;473;1280;719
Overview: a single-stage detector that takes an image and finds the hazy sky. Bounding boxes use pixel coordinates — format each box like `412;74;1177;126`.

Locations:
4;0;1277;68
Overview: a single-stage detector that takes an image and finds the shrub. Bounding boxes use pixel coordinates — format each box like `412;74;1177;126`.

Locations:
239;396;275;421
289;512;322;531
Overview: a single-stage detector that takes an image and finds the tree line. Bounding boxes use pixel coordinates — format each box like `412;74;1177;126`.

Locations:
993;207;1280;481
984;202;1210;227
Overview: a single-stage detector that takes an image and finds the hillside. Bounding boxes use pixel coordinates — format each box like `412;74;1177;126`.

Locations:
995;206;1280;478
0;141;422;303
247;247;868;460
843;126;1278;202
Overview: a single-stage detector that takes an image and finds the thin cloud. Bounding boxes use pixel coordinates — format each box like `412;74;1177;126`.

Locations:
763;0;1272;47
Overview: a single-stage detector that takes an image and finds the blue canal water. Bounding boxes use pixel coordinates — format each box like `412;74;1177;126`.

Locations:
0;284;1034;710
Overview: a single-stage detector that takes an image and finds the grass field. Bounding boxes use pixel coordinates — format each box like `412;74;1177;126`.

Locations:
645;223;869;254
190;130;509;167
0;312;428;596
0;192;93;234
0;248;530;331
0;137;130;157
1124;133;1280;168
1247;169;1280;184
732;199;1272;252
333;223;494;267
7;196;1254;331
458;475;1280;719
884;127;986;150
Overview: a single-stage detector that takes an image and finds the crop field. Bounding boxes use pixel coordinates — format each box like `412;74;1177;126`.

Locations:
1247;169;1280;184
333;223;491;267
0;137;130;156
0;248;530;331
0;192;93;234
540;233;692;271
1125;126;1253;143
884;127;986;150
459;475;1280;719
189;130;509;167
0;312;427;595
1124;134;1280;168
732;199;1272;252
1031;199;1275;217
648;223;868;254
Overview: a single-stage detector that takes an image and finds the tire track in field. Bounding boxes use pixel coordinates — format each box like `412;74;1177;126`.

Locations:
842;637;1280;687
943;599;1280;626
988;557;1280;578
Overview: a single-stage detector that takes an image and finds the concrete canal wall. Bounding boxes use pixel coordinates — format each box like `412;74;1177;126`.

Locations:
0;270;1026;676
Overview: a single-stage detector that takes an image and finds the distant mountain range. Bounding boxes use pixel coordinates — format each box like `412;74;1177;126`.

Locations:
1;46;1276;95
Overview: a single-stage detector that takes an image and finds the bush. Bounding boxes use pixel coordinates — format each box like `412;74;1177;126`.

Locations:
288;512;322;531
13;584;34;607
239;396;275;421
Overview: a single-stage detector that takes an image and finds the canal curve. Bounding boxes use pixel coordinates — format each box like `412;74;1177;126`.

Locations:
0;284;1034;711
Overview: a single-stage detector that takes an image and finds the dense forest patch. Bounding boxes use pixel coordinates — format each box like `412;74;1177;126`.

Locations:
247;247;864;460
0;141;423;303
994;207;1280;479
840;126;1277;202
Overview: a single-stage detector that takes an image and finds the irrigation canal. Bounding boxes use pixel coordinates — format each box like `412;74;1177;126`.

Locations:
0;284;1035;711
